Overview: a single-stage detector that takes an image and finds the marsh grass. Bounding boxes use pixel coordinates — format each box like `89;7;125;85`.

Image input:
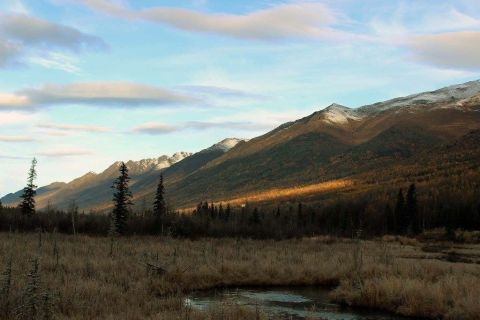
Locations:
0;233;478;319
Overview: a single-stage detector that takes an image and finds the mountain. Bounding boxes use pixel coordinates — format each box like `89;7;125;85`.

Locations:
162;80;480;206
1;152;192;210
2;80;480;211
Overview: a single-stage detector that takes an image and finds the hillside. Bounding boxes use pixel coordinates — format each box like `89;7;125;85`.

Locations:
2;80;480;211
163;81;480;207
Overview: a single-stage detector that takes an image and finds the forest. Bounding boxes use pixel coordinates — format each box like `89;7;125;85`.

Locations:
1;158;479;241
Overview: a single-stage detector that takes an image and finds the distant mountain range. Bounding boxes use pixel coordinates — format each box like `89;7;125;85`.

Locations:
2;80;480;211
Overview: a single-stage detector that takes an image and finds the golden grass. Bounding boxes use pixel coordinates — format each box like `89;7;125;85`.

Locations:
0;233;479;319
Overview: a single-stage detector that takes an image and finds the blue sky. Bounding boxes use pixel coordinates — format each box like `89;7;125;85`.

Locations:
1;0;480;196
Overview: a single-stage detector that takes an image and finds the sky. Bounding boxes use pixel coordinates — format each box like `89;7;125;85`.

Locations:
1;0;480;197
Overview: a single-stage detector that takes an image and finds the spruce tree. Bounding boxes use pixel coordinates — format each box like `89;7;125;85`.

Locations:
250;207;260;225
110;162;133;235
19;158;37;216
218;203;225;220
225;204;231;221
406;183;419;234
153;174;166;218
395;188;405;234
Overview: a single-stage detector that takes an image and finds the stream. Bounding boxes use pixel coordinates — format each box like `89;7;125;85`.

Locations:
186;287;412;320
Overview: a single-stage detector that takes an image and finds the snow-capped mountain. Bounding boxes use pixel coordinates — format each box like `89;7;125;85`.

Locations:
1;139;243;210
314;80;480;124
321;103;363;124
124;152;192;174
167;79;480;207
359;80;480;114
2;79;480;210
206;138;246;152
77;152;193;181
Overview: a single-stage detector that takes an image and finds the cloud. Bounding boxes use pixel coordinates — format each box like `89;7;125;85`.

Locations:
0;81;196;110
131;122;178;134
132;120;273;135
0;13;107;51
418;9;480;33
27;52;82;74
0;0;30;14
38;148;95;157
409;31;480;69
0;42;20;66
367;4;480;70
0;154;29;160
0;13;107;68
179;85;266;100
0;94;30;110
185;121;271;131
0;135;35;142
80;0;356;41
0;112;34;125
37;123;112;133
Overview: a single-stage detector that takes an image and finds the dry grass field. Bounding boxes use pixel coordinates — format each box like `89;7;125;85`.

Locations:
0;232;479;319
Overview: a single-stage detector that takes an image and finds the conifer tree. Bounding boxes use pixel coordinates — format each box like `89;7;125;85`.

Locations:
110;162;133;235
19;158;37;216
218;203;225;220
395;188;405;234
297;202;304;227
153;174;166;218
384;203;395;234
225;204;231;221
250;207;260;225
406;183;419;234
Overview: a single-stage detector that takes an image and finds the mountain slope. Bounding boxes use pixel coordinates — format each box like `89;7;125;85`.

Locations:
1;152;191;210
2;80;480;211
162;81;480;206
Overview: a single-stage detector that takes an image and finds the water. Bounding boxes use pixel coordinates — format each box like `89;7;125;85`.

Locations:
186;287;410;320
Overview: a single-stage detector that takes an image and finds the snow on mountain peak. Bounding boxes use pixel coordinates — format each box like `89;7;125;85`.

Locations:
208;138;245;152
170;151;191;163
360;80;480;113
115;152;192;174
154;152;191;169
322;103;362;124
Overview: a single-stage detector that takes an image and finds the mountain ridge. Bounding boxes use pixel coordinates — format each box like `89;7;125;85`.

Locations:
2;79;480;210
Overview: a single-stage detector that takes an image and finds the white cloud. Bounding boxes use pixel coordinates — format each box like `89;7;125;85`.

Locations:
0;112;34;125
0;13;106;51
37;123;111;133
0;93;29;110
1;0;29;14
409;31;480;69
0;81;197;110
131;122;178;134
0;135;35;142
38;148;95;157
0;42;20;66
131;112;303;135
417;8;480;33
0;12;107;68
79;0;360;41
27;52;82;74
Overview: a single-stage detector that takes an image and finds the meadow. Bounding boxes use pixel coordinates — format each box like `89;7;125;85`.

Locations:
0;232;479;319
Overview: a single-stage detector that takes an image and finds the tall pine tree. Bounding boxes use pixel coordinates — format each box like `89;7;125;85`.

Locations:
406;183;419;234
153;174;166;218
395;188;405;234
110;162;133;235
19;158;37;216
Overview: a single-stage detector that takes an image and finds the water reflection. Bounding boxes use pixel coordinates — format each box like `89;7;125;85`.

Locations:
187;287;410;320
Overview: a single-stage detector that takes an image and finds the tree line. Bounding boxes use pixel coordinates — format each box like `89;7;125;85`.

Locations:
1;158;479;239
